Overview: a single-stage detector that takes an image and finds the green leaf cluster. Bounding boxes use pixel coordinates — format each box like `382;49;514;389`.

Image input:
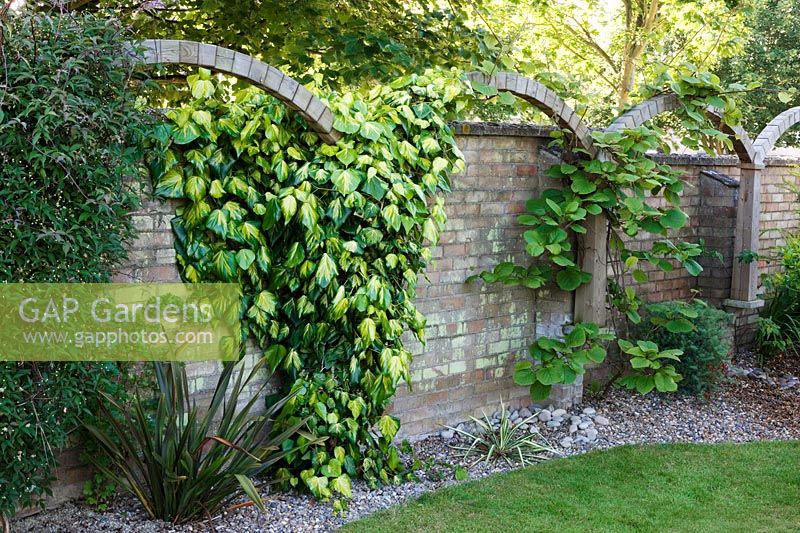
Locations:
473;63;744;403
513;323;613;401
0;11;152;519
0;12;150;282
148;69;470;495
616;339;683;394
755;226;800;358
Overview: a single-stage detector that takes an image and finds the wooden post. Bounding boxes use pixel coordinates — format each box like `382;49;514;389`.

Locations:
574;214;608;325
729;163;764;302
559;213;607;407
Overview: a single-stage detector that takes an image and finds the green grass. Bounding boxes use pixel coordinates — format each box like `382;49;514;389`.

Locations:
344;441;800;533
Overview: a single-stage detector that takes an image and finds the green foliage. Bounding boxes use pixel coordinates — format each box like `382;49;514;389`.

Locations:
756;234;800;357
634;300;733;397
74;0;494;91
513;323;614;401
616;339;683;394
149;69;470;496
82;471;117;512
445;401;557;467
84;361;310;523
0;10;150;519
0;363;128;518
0;10;150;282
719;0;800;145
473;64;742;402
472;0;750;122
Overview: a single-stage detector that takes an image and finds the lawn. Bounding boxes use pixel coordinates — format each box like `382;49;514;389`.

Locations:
344;441;800;532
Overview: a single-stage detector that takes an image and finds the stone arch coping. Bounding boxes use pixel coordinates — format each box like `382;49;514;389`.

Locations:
753;106;800;166
606;93;756;165
467;72;598;158
130;39;342;145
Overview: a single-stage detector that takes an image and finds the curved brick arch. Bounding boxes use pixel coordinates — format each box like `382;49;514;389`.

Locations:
466;72;605;332
466;72;598;157
753;107;800;165
133;39;341;145
606;93;756;164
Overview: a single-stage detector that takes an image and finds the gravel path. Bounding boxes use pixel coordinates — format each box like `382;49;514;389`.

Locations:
17;350;800;533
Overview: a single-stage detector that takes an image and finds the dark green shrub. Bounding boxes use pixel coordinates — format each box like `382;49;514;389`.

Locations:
0;9;150;519
0;363;130;518
634;300;733;398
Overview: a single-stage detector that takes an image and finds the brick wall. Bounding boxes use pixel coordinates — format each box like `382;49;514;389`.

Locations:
759;159;800;277
390;125;574;437
44;124;800;509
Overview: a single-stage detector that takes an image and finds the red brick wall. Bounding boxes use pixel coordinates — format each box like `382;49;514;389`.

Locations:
43;124;800;510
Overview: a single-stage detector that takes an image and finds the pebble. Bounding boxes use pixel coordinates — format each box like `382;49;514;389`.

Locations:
552;408;567;417
519;408;532;418
546;420;560;428
19;351;800;533
578;421;591;430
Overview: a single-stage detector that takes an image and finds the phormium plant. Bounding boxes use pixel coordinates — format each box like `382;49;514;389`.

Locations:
84;360;313;523
148;68;471;500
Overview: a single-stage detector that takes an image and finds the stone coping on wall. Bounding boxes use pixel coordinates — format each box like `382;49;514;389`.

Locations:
451;121;800;168
451;121;558;138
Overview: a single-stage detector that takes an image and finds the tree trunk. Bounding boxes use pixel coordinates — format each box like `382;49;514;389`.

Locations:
617;0;660;108
618;54;637;108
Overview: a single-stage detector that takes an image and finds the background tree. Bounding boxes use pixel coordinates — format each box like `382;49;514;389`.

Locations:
719;0;800;145
62;0;495;89
474;0;751;123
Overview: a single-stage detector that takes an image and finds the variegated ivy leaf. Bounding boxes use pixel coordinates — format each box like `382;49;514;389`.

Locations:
151;69;471;492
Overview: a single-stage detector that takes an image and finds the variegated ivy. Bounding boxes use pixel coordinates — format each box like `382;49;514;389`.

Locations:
472;63;745;401
147;68;471;500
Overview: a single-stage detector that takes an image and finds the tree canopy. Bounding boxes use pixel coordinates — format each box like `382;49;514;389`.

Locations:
32;0;800;138
474;0;751;123
65;0;494;89
719;0;800;144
